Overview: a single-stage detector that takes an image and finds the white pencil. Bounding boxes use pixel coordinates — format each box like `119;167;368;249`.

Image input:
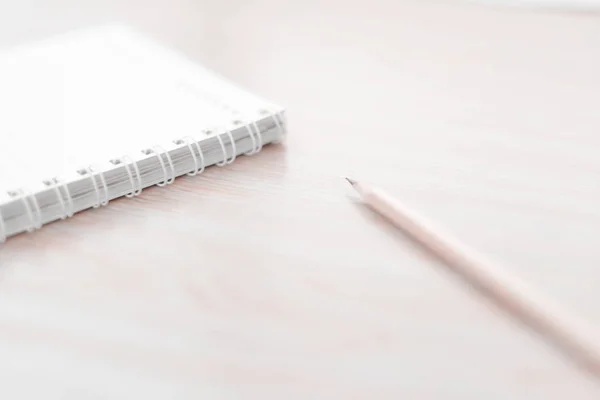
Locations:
346;177;600;378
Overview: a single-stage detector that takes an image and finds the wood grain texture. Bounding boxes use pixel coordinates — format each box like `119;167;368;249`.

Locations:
1;0;600;398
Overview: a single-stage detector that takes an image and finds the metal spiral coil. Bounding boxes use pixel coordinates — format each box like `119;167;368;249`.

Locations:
111;156;142;197
143;146;175;187
8;188;42;232
174;136;206;176
43;178;75;220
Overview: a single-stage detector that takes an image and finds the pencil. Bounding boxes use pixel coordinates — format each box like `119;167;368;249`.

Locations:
346;177;600;378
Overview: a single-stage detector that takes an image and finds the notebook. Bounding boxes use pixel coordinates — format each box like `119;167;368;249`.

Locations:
0;26;286;242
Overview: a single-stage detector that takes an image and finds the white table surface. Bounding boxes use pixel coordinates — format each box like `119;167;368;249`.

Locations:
1;0;600;398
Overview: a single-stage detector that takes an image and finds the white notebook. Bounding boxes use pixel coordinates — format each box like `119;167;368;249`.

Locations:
0;26;286;242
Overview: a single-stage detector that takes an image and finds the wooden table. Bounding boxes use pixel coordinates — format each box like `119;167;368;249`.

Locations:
1;0;600;398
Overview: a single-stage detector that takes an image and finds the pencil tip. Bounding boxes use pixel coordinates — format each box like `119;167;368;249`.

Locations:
345;177;357;186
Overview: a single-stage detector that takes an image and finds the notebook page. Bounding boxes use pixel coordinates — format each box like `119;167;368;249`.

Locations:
0;26;271;195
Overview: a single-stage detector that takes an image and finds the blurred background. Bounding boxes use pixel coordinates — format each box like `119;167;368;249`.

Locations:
1;1;600;398
1;0;598;145
1;0;599;116
2;1;600;261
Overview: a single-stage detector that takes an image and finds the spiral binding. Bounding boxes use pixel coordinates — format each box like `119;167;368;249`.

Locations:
259;107;285;138
231;120;261;156
78;166;109;208
246;121;263;155
1;108;286;241
215;128;237;166
174;136;206;176
8;188;42;232
91;166;110;207
143;146;175;186
271;113;283;136
111;156;142;198
43;178;75;220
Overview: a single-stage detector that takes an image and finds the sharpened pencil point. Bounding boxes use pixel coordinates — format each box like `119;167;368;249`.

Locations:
345;177;357;186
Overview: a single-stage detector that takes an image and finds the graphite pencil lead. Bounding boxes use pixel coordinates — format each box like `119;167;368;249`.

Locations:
345;177;357;186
